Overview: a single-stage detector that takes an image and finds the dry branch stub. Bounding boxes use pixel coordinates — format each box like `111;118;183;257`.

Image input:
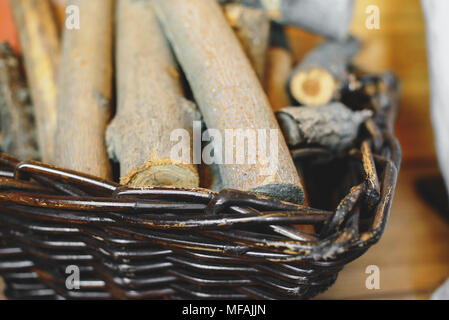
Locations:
289;36;360;106
10;0;60;163
54;0;113;180
277;102;372;152
0;43;39;160
106;0;200;188
152;0;305;204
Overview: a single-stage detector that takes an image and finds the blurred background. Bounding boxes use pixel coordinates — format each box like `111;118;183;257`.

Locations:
1;0;448;299
286;0;449;299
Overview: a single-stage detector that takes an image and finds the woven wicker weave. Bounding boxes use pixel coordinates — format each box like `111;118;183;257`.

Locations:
0;73;401;300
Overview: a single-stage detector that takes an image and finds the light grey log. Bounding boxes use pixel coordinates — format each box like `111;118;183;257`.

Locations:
289;36;360;106
277;103;372;152
106;0;199;188
152;0;306;204
224;0;354;40
55;0;113;179
0;43;39;160
422;0;449;196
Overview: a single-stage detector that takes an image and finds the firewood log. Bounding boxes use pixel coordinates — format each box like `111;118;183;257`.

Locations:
222;0;354;40
106;0;199;188
277;102;372;152
54;0;113;179
264;22;292;111
223;3;270;81
0;43;39;160
289;36;360;106
10;0;60;163
153;0;305;204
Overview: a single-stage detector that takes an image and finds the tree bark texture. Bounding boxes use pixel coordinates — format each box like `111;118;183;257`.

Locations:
106;0;199;188
277;102;372;152
0;42;39;160
10;0;60;163
54;0;113;179
153;0;305;204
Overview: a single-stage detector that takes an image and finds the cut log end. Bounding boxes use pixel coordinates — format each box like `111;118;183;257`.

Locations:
121;159;200;188
251;183;305;204
290;68;336;106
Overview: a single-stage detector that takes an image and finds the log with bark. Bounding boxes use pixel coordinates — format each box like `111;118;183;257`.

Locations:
152;0;306;204
54;0;113;179
221;0;355;40
289;36;360;106
223;3;270;81
264;22;292;111
106;0;200;188
277;102;372;152
0;42;39;160
10;0;60;163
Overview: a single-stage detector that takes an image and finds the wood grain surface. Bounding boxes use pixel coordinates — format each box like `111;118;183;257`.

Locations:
54;0;113;179
106;0;199;188
10;0;60;163
152;0;306;204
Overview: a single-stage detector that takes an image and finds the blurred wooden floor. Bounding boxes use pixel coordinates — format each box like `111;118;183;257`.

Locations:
317;165;449;299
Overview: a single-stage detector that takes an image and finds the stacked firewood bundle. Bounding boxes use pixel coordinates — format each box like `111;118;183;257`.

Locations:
0;0;396;206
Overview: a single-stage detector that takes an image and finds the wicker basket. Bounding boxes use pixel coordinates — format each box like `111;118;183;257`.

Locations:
0;74;401;300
